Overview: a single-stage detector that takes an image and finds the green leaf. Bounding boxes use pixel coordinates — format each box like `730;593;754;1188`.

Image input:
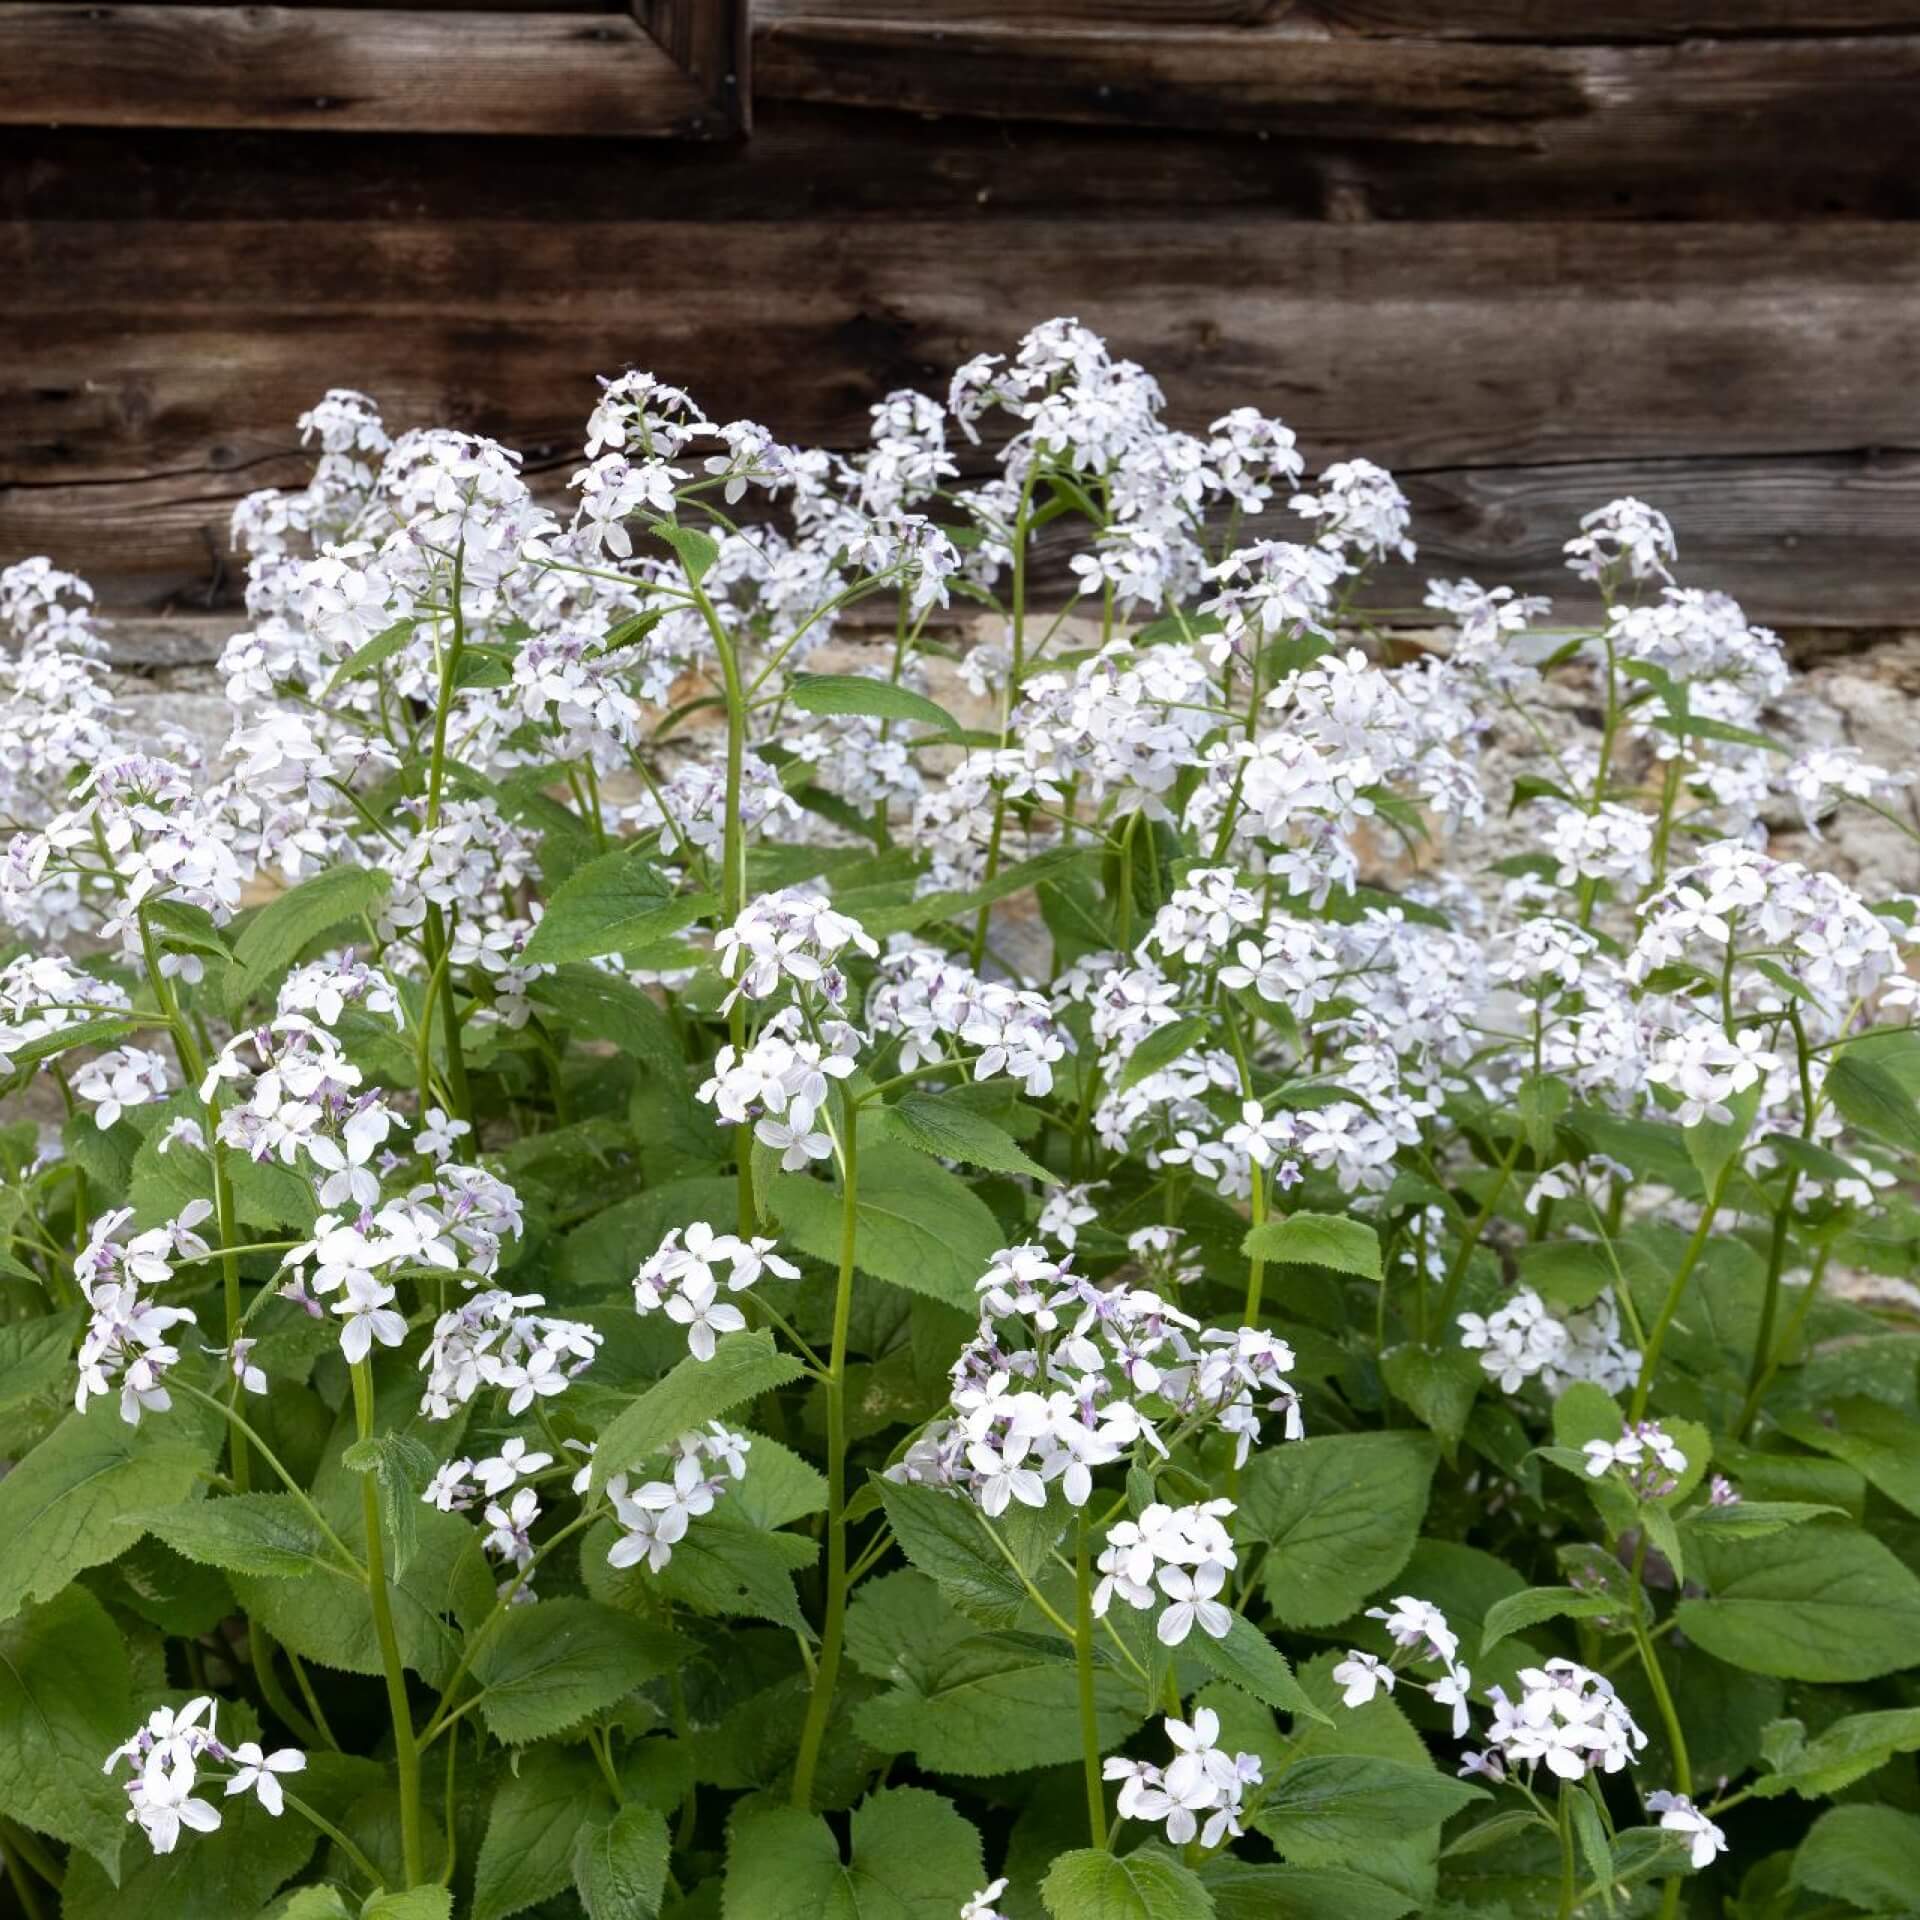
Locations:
1041;1845;1215;1920
723;1785;983;1919
789;674;961;735
769;1142;1003;1313
1568;1788;1613;1899
1250;1756;1484;1864
856;1627;1144;1774
1190;1613;1330;1724
0;1013;138;1075
875;1477;1038;1631
340;1430;438;1577
1480;1586;1620;1654
1239;1432;1437;1627
234;1501;489;1686
1514;1240;1616;1312
128;1491;350;1580
1679;1498;1845;1544
142;896;232;961
1791;1804;1920;1911
528;965;683;1073
520;847;706;967
588;1508;814;1636
323;616;415;695
0;1395;217;1622
1825;1050;1920;1155
472;1597;683;1744
1243;1213;1381;1280
574;1803;671;1920
659;523;720;584
839;846;1096;941
591;1330;805;1491
0;1586;132;1876
61;1775;317;1919
1755;1708;1920;1799
474;1746;610;1920
1379;1343;1481;1452
884;1090;1057;1185
1777;1397;1920;1518
226;867;393;1013
1676;1520;1920;1681
1115;1016;1210;1092
365;1894;455;1920
1199;1860;1416;1920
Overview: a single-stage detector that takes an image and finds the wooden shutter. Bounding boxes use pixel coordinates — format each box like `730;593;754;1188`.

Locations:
0;0;748;136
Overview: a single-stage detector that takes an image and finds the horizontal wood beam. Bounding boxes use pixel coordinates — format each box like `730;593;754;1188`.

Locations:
0;4;721;136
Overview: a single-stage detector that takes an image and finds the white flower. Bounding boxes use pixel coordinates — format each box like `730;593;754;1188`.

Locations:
223;1742;305;1816
1646;1790;1727;1871
1332;1650;1395;1708
1154;1561;1232;1646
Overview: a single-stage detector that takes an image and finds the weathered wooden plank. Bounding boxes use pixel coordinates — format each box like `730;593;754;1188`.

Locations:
9;454;1915;629
5;220;1917;483
756;0;1920;34
639;0;752;134
0;4;715;136
756;15;1920;157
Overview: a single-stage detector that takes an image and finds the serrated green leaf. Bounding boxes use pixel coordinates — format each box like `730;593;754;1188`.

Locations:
1776;1397;1920;1518
474;1746;610;1920
128;1491;354;1580
1755;1707;1920;1799
724;1786;983;1917
520;845;706;967
1513;1240;1616;1312
1480;1585;1620;1654
1243;1213;1381;1280
659;523;720;584
855;1627;1143;1774
1791;1803;1920;1910
1250;1756;1484;1863
340;1429;437;1576
1825;1051;1920;1155
226;867;393;1014
789;674;960;735
528;964;684;1073
1676;1520;1920;1681
884;1090;1056;1184
574;1802;671;1919
875;1477;1040;1631
769;1142;1003;1313
1041;1845;1215;1920
591;1330;805;1491
0;1586;132;1876
0;1395;217;1621
472;1596;684;1744
1239;1432;1436;1627
323;617;416;695
1190;1613;1330;1723
1115;1015;1210;1092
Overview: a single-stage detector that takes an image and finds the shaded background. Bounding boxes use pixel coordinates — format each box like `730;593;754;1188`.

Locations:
3;0;1918;629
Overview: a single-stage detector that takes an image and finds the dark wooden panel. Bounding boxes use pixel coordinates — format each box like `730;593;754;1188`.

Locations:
8;219;1917;475
0;4;716;136
4;219;1918;617
756;1;1920;34
756;15;1920;163
641;0;752;132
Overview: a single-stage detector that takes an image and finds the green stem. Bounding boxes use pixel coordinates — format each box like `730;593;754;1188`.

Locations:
1737;1242;1833;1437
1074;1507;1109;1848
351;1359;425;1889
283;1790;388;1894
1629;1160;1733;1423
0;1833;46;1920
789;1094;860;1810
249;1621;322;1748
1434;1130;1526;1329
1556;1783;1577;1920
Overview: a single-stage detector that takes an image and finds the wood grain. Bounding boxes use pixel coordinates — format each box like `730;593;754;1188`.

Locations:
0;4;716;136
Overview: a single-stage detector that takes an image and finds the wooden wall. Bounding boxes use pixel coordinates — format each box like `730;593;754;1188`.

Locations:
3;1;1918;623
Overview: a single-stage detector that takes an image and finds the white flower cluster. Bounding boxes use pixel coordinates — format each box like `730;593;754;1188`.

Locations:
1458;1286;1639;1399
697;1016;860;1170
605;1424;752;1574
865;944;1072;1097
1091;1499;1236;1647
74;1203;207;1424
0;953;130;1076
1333;1594;1473;1737
103;1697;304;1856
715;889;877;1012
1105;1708;1262;1851
418;1288;603;1418
632;1220;800;1360
1583;1418;1689;1500
890;1244;1302;1514
1464;1658;1648;1784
